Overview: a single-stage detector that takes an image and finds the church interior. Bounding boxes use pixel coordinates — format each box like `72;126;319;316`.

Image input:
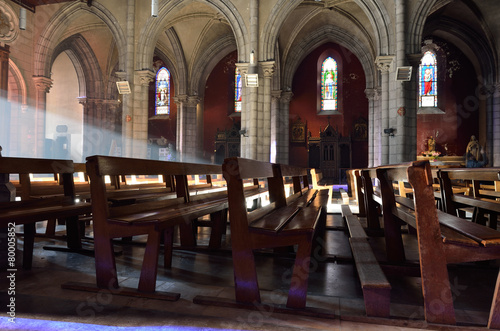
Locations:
1;0;500;330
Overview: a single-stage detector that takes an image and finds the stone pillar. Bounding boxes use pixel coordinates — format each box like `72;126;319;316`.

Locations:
133;70;155;159
375;56;394;165
279;91;293;165
270;90;281;163
116;71;132;157
488;85;499;165
0;45;10;155
236;63;249;158
32;76;53;158
259;61;275;162
365;88;381;167
175;95;199;162
394;0;407;163
0;45;8;99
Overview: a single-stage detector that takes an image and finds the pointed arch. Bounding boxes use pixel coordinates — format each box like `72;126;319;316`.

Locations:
33;1;126;78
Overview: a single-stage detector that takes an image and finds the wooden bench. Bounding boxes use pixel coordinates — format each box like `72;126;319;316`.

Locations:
340;204;391;317
0;157;92;269
62;155;267;300
438;167;500;229
194;157;329;310
310;168;332;205
346;169;365;216
376;161;500;328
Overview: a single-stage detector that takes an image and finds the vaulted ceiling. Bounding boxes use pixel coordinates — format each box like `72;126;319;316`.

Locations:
8;0;89;12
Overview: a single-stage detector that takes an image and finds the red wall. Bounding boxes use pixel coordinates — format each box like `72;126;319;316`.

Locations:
203;51;240;162
289;42;368;168
417;39;478;157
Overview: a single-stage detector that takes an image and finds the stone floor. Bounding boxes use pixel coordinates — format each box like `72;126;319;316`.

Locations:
1;199;498;330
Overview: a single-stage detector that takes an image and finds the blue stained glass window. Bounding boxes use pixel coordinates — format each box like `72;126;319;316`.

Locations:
419;51;437;107
155;67;170;115
235;69;242;112
321;57;338;111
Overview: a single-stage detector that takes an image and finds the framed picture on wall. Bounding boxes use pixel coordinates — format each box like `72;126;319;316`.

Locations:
353;117;367;141
291;117;306;143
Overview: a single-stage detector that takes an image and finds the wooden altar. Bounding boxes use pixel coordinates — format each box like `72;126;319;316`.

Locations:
308;125;351;183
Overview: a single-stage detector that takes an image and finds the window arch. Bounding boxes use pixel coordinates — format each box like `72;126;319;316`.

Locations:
155;67;170;115
321;57;338;112
419;51;437;108
235;68;242;112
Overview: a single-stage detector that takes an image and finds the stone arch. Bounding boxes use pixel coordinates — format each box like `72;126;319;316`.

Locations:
135;0;249;78
8;60;27;107
191;35;237;97
282;25;376;92
51;34;103;99
153;46;180;95
33;1;126;78
164;28;188;96
261;0;392;62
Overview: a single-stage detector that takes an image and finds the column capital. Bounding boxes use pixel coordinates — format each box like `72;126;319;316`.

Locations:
364;88;381;101
135;69;155;86
260;61;275;77
115;70;127;81
187;95;201;107
375;55;395;72
235;63;249;76
271;90;282;101
32;76;53;93
174;94;188;105
281;91;293;103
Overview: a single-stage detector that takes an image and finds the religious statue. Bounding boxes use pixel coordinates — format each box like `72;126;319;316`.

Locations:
465;135;488;167
427;136;436;152
466;135;481;161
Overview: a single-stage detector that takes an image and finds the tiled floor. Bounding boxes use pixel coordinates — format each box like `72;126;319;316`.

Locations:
1;201;498;330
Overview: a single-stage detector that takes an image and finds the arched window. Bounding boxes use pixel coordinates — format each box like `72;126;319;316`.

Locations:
419;51;437;108
235;68;242;112
321;57;338;112
155;67;170;115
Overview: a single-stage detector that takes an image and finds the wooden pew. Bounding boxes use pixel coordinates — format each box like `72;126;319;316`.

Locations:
310;168;332;205
194;157;329;310
0;157;92;269
438;168;500;229
340;204;391;317
346;169;365;216
63;155;266;300
376;161;500;328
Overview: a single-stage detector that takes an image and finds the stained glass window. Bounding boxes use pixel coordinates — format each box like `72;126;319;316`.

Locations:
419;51;437;107
234;69;242;112
321;57;338;111
155;67;170;115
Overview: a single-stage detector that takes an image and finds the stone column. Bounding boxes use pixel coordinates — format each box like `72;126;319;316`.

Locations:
365;88;381;167
270;90;281;163
133;70;155;159
375;56;394;165
259;61;275;162
236;63;249;158
0;45;10;155
395;0;407;163
279;91;293;165
175;95;199;162
484;84;498;167
116;70;133;157
0;45;8;99
32;76;53;158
